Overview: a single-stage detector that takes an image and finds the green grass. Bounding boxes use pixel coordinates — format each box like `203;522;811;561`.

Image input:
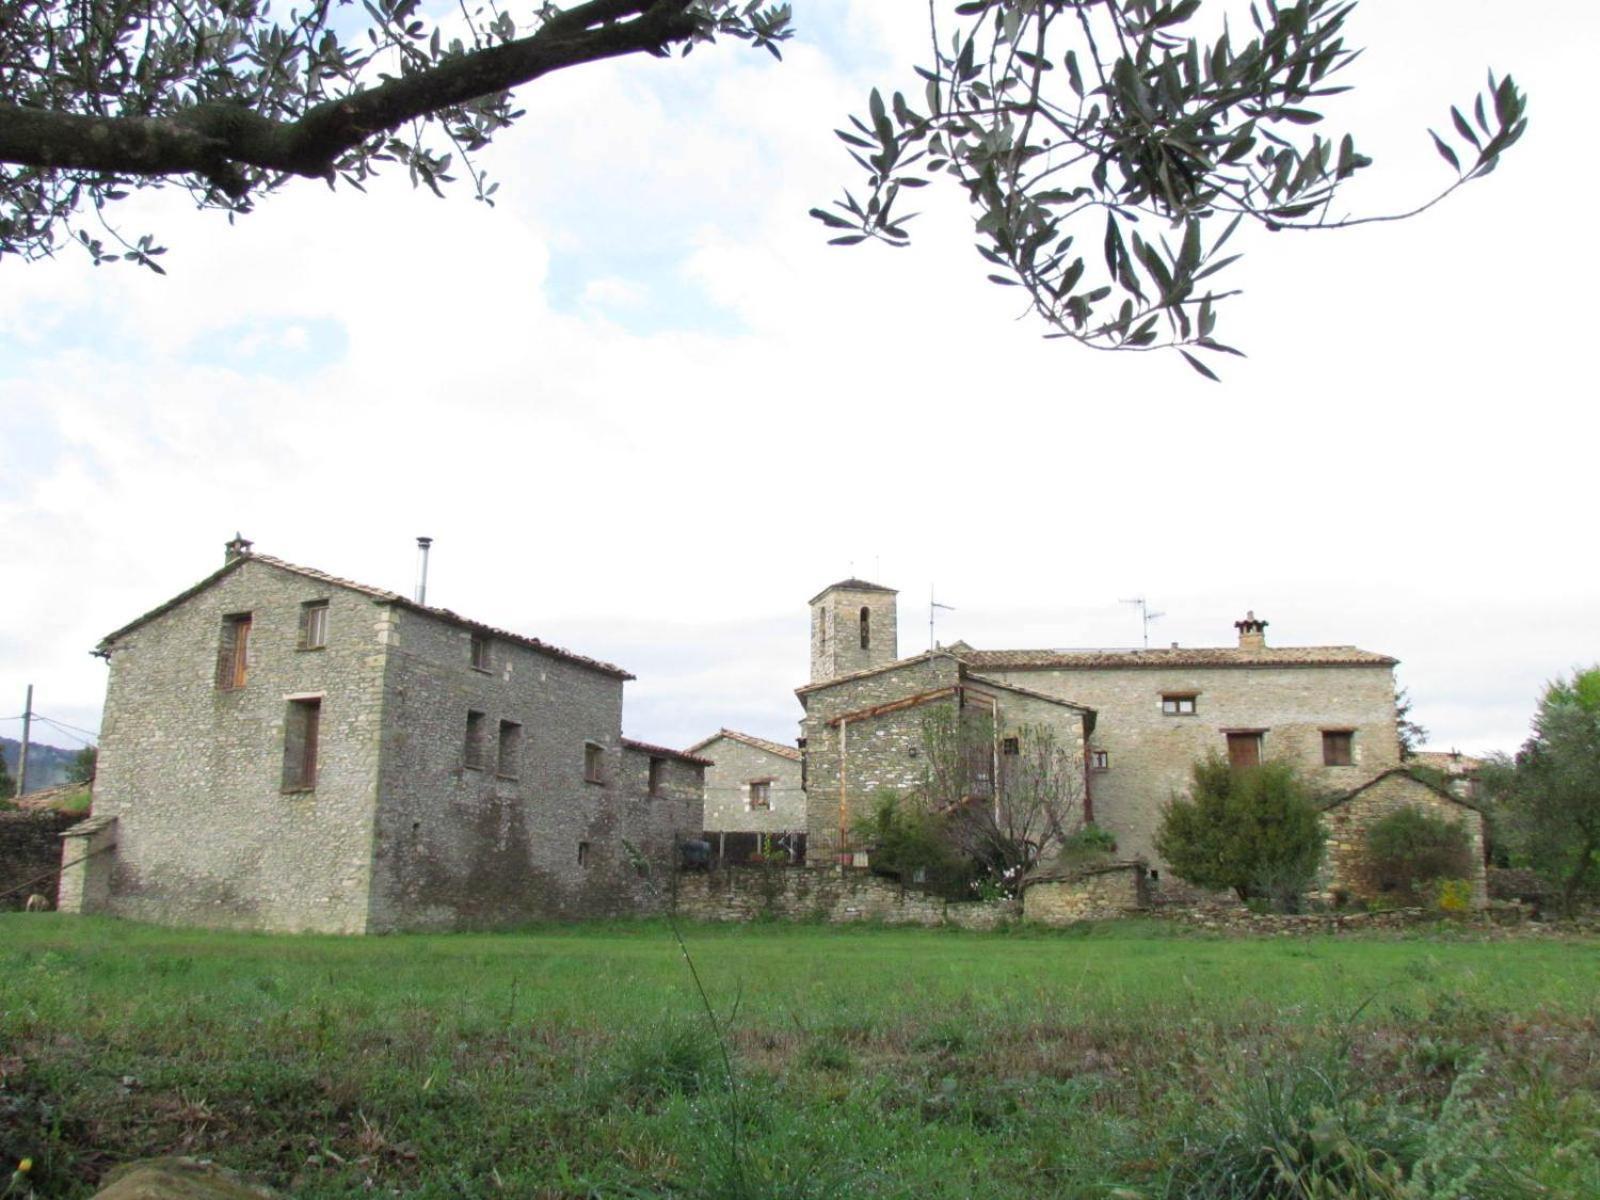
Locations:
0;917;1595;1198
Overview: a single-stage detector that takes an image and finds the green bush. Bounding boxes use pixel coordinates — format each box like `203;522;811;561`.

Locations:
1366;809;1474;901
1156;756;1325;908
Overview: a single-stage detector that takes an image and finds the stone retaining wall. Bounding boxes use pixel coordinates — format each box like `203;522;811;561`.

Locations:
1022;861;1149;924
674;866;1014;928
0;810;78;910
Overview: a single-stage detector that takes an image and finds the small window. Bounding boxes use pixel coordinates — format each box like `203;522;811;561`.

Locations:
1226;731;1263;768
282;698;321;791
1091;749;1110;771
584;742;604;784
577;841;591;868
859;606;870;650
465;710;487;770
497;720;522;778
648;757;665;797
298;601;329;650
1001;736;1020;756
1162;694;1197;716
470;632;491;671
1322;730;1354;767
748;780;772;810
217;613;252;689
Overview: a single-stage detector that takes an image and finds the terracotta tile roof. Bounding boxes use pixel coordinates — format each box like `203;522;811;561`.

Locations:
960;645;1398;670
963;673;1095;714
97;550;634;680
806;578;897;604
621;738;713;767
1410;750;1485;774
795;650;949;696
686;728;802;762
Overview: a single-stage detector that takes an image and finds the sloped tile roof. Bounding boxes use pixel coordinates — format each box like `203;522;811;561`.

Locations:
97;550;634;680
685;728;802;762
621;738;713;767
807;578;898;604
961;645;1397;670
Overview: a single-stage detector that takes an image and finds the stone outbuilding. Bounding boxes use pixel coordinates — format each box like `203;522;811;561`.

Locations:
1318;768;1489;908
59;537;708;933
686;729;805;861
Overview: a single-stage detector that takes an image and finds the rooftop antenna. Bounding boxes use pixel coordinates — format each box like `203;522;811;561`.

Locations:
930;586;956;650
1119;595;1164;649
415;537;433;605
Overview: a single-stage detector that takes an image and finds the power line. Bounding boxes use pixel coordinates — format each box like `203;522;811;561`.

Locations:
34;713;100;739
33;717;97;747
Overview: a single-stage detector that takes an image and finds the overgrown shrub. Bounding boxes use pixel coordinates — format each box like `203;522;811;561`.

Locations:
1156;756;1325;908
1365;809;1473;901
1433;879;1474;914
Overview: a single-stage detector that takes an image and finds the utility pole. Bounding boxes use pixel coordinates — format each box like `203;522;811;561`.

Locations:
17;684;32;796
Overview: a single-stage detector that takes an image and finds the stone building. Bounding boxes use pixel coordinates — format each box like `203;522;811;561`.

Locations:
686;729;804;854
58;538;708;933
796;580;1404;873
1319;768;1488;906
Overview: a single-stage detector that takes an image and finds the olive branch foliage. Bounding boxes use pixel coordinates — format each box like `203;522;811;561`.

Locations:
0;1;1523;374
0;0;792;270
810;0;1526;376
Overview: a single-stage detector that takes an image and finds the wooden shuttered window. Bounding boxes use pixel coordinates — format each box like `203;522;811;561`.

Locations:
1322;730;1354;766
217;614;251;689
282;699;321;791
299;601;329;649
1226;732;1263;768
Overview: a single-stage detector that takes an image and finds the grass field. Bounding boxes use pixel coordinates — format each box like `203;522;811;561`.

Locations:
1;916;1596;1198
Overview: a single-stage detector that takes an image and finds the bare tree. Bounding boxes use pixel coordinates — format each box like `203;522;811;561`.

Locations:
917;709;1085;885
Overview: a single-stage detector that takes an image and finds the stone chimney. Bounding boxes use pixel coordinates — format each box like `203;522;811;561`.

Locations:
1234;610;1268;650
224;532;254;565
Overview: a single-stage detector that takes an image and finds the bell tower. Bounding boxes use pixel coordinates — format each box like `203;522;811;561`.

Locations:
809;579;898;684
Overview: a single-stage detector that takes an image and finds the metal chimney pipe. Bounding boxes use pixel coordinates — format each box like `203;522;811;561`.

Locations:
415;537;433;605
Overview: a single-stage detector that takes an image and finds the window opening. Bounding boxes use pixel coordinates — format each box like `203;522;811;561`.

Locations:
1161;694;1197;716
298;601;329;650
282;698;321;790
1322;730;1354;766
859;606;870;650
584;742;604;784
464;710;487;770
470;633;491;671
748;780;772;810
497;720;522;778
1226;731;1264;769
217;613;252;689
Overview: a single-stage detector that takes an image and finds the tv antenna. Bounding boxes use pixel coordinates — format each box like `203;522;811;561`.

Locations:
1120;596;1164;649
930;586;956;650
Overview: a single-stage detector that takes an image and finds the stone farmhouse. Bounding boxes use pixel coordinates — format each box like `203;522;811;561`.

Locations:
57;538;709;933
686;729;805;861
793;579;1482;902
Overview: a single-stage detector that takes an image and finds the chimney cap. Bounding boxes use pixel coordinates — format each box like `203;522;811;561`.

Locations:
417;536;433;548
224;532;254;564
1234;610;1269;632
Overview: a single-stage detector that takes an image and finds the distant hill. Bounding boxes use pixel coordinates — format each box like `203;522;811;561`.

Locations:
1;738;80;792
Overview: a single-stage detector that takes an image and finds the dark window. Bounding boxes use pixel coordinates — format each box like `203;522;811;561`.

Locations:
859;606;870;649
648;757;664;796
217;613;251;689
1091;750;1110;771
298;601;329;650
584;742;604;784
1001;736;1020;756
1161;694;1197;716
497;720;522;778
748;780;772;810
470;633;491;671
1226;732;1263;768
1322;730;1354;766
282;698;320;790
465;710;487;770
577;841;591;867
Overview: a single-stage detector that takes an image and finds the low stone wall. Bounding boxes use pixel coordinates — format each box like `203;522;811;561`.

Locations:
1148;904;1563;936
674;867;1015;928
0;810;78;910
1022;861;1149;924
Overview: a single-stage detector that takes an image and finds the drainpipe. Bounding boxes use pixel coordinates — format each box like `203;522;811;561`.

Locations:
837;717;850;868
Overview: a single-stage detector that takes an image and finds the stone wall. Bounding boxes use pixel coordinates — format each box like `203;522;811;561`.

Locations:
0;810;78;910
979;661;1400;865
84;557;388;933
1319;771;1488;908
809;583;899;685
1022;862;1148;924
675;866;1014;928
366;605;671;930
698;735;805;835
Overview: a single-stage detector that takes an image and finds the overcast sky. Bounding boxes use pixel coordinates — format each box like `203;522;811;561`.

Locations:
2;1;1594;764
